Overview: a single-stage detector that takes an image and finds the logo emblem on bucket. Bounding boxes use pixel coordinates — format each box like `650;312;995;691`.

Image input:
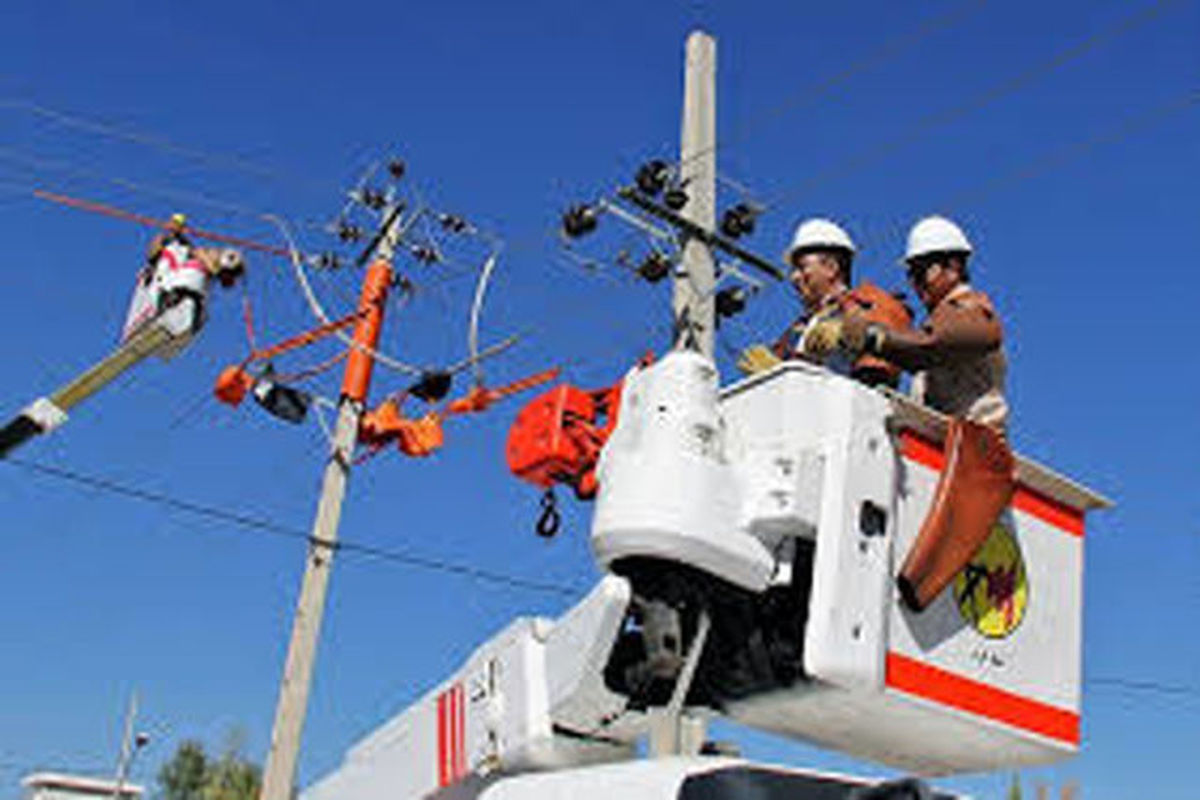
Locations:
953;522;1028;639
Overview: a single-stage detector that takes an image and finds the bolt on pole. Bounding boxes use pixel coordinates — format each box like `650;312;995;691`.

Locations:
259;213;401;800
673;30;717;359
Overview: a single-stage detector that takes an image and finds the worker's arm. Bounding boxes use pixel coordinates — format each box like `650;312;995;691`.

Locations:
848;292;1002;372
146;233;167;263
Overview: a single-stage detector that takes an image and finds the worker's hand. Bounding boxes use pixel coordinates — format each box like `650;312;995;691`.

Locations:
802;318;843;357
840;312;870;353
737;344;782;375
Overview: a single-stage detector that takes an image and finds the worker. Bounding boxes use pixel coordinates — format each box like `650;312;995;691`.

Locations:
837;215;1016;613
738;218;909;387
146;212;192;265
123;212;245;344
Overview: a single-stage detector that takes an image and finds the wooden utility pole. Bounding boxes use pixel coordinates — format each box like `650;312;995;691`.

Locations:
258;212;401;800
673;30;717;359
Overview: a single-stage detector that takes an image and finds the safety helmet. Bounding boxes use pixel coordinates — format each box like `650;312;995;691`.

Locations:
904;215;972;263
169;212;187;228
784;218;856;264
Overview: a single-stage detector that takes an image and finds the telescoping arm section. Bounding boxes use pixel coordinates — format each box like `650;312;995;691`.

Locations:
0;300;196;457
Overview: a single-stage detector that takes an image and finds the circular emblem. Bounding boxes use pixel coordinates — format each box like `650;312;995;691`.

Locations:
953;522;1028;639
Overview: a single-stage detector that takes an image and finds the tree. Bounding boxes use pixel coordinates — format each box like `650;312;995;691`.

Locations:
1006;773;1023;800
158;741;208;800
157;737;260;800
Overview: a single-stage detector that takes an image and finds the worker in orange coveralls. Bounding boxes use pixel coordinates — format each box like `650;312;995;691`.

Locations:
738;218;910;388
837;215;1016;613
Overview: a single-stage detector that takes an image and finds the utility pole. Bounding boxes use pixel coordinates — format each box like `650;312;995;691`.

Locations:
673;30;717;359
258;209;401;800
650;30;717;758
112;691;148;800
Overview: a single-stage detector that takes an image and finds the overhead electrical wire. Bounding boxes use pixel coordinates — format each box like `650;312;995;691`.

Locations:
674;0;992;174
0;97;327;192
761;0;1185;209
5;456;1197;699
0;145;302;225
2;456;579;598
847;86;1200;257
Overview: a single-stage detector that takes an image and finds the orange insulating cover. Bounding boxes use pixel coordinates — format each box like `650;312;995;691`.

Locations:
396;413;445;457
214;365;254;407
898;418;1017;612
506;385;597;489
341;259;393;403
843;281;913;381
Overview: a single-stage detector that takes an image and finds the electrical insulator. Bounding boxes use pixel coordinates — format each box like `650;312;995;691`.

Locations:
439;213;468;233
635;160;671;197
720;203;757;239
410;245;439;264
664;186;689;211
409;371;452;402
338;222;365;243
637;252;672;283
562;204;599;238
314;252;342;270
715;286;748;319
387;159;406;180
360;188;387;210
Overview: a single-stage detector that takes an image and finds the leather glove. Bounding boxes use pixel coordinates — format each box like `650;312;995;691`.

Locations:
841;312;887;355
801;317;843;357
840;312;869;353
737;344;782;375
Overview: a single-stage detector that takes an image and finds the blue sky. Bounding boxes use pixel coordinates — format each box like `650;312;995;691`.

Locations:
1;1;1197;798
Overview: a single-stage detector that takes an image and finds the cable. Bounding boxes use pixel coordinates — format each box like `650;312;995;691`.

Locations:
34;188;292;258
0;146;294;224
3;457;578;598
762;0;1185;209
675;0;991;174
1086;676;1200;699
851;86;1200;257
0;97;326;192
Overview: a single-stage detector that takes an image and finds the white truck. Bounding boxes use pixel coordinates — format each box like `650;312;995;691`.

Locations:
304;352;1109;800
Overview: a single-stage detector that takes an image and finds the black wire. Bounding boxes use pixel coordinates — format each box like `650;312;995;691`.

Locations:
3;457;578;598
3;464;1198;702
1086;677;1200;699
761;0;1187;210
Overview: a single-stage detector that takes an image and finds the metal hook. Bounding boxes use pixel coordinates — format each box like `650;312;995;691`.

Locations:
536;488;561;539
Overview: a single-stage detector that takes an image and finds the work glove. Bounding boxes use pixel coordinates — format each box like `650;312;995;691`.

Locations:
737;344;781;375
801;317;843;358
840;312;869;353
840;312;887;355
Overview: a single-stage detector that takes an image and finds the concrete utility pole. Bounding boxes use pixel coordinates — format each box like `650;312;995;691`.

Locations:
651;30;717;758
259;212;401;800
673;30;717;359
112;691;147;800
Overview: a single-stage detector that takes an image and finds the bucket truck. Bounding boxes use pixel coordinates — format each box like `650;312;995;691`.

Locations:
303;351;1110;800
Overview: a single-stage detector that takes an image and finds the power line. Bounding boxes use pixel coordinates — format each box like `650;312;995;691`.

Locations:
676;0;991;174
1087;676;1200;699
5;460;1197;699
0;97;326;192
849;86;1200;256
0;145;324;230
763;0;1185;209
2;457;578;598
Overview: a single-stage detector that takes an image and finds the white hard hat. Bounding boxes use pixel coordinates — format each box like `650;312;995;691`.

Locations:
904;215;972;263
784;218;856;264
